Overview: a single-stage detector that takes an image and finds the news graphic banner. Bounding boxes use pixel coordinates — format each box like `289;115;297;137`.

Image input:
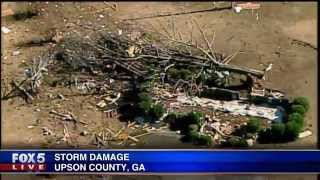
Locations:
0;150;320;174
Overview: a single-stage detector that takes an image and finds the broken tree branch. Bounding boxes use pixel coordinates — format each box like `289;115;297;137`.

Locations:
11;80;34;102
121;5;233;21
193;18;217;60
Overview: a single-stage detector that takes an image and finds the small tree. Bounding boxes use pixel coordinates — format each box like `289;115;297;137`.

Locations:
290;104;306;116
288;112;304;127
246;117;262;133
292;97;310;112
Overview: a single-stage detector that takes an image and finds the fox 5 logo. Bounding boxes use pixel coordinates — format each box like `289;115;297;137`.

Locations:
12;153;45;163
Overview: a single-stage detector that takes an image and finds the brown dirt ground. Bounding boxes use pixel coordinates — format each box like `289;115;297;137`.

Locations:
1;2;318;180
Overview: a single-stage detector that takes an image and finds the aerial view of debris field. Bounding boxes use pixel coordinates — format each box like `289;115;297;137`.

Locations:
1;2;317;149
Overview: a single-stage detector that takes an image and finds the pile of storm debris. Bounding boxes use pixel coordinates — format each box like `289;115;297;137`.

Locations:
3;20;293;148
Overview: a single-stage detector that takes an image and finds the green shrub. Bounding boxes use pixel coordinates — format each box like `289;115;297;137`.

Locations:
288;112;304;126
167;68;192;80
179;69;192;80
167;68;179;79
166;113;186;131
284;121;301;141
138;92;152;102
193;134;212;146
137;92;165;122
140;81;152;92
292;97;310;112
188;124;199;133
164;113;177;123
236;138;249;148
290;105;306;116
189;131;200;141
138;99;152;114
246;117;262;133
166;111;204;139
181;130;199;143
149;103;165;120
270;123;286;142
185;111;204;128
271;123;285;137
223;137;248;148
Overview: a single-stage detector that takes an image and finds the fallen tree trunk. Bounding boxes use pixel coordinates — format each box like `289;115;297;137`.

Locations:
121;4;233;21
217;63;264;78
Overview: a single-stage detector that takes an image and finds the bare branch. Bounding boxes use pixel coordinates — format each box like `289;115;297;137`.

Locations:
192;18;217;61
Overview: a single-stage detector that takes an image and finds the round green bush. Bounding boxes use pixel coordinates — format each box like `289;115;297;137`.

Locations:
284;121;301;141
223;137;248;147
188;124;199;133
292;97;310;112
138;92;153;114
271;123;285;137
290;104;306;116
186;111;204;127
193;134;212;146
149;103;165;120
246;117;262;133
288;112;304;127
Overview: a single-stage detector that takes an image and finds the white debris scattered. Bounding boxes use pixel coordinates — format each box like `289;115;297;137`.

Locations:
77;81;96;92
246;139;254;147
118;29;122;35
126;46;136;57
234;6;242;13
80;130;89;136
2;26;11;34
104;92;121;105
233;2;261;13
299;130;312;139
42;127;54;136
96;100;107;108
12;50;21;56
176;95;283;121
